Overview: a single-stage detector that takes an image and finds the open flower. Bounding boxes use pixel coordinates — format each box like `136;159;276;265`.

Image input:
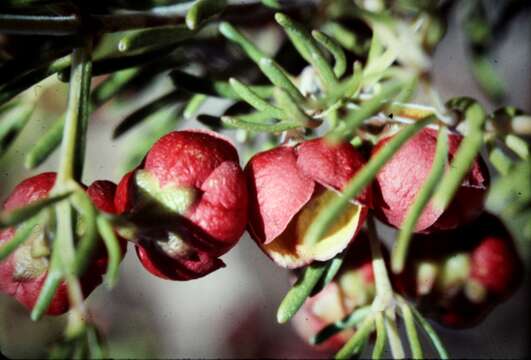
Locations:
115;129;248;280
0;173;123;315
245;137;371;268
373;128;489;233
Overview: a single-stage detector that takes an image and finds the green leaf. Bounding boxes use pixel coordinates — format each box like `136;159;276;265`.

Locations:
312;30;347;78
410;303;449;359
399;300;423;359
276;261;328;324
229;78;286;120
310;306;372;345
392;127;448;273
372;312;387;359
0;216;40;261
0;55;70;107
335;315;375;359
170;70;273;99
0;103;34;156
113;89;189;138
186;0;227;30
31;269;62;321
330;80;403;142
275;13;337;90
0;192;71;228
118;25;196;53
221;115;298;132
433;102;486;211
72;191;98;277
97;215;123;288
24;114;64;169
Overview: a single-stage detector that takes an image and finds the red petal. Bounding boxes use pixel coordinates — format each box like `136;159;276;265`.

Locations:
87;180;117;214
245;145;315;245
296;138;371;206
3;172;56;210
188;161;248;255
144;129;239;189
135;243;225;281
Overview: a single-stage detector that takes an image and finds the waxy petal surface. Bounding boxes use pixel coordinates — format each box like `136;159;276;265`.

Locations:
246;145;315;245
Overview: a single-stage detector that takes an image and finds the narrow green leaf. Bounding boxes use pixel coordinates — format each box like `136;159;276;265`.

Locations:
221;115;298;132
311;306;372;345
97;215;123;288
0;103;34;156
276;261;328;324
275;13;337;89
312;30;347;78
335;315;375;359
505;134;529;160
219;22;266;63
273;87;315;127
24;114;64;169
229;78;286;120
219;22;305;102
113;90;189;138
399;301;423;359
186;0;227;30
410;304;449;359
0;55;70;107
118;25;196;53
488;146;512;176
372;312;387;359
312;252;345;295
392;127;448;273
72;191;98;277
0;216;40;261
30;269;62;321
170;70;273;99
0;192;71;228
307;117;433;245
91;68;139;106
183;94;207;119
330;80;403;142
259;58;306;103
433;102;485;211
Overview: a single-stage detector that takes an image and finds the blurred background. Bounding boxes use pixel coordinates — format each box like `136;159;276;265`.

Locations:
0;1;530;358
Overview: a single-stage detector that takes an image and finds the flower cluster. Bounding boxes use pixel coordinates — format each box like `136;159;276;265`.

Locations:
0;126;523;353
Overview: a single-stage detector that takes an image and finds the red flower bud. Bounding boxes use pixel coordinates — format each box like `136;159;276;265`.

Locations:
246;138;370;268
0;173;124;315
394;212;523;328
373;128;489;233
293;231;378;350
115;129;248;280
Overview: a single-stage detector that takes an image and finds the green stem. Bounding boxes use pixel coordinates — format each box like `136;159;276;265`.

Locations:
367;215;394;307
392;127;448;273
56;45;92;183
